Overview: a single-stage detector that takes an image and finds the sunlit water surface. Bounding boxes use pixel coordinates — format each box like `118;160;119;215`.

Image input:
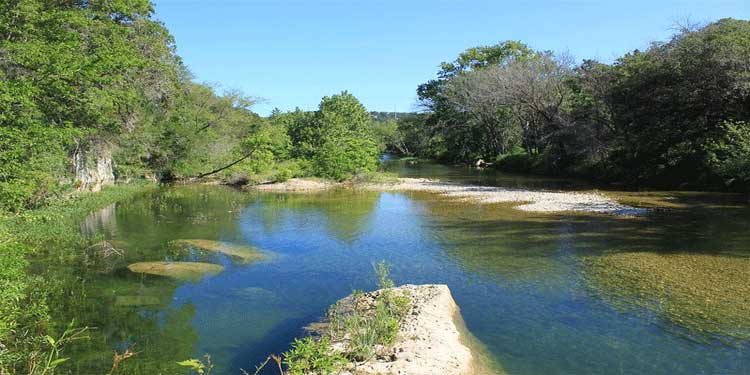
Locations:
53;160;750;374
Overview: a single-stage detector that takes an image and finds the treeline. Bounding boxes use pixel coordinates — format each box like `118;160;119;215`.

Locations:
0;1;381;213
385;19;750;190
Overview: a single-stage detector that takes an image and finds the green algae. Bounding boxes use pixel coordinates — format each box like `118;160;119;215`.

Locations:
127;261;224;281
114;295;162;307
173;239;267;263
581;251;750;340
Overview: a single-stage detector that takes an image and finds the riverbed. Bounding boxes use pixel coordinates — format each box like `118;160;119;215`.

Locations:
48;159;750;374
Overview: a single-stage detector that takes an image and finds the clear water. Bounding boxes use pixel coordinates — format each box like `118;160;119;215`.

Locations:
52;160;750;374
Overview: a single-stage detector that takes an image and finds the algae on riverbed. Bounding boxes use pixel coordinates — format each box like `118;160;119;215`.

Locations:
173;239;266;263
581;251;750;340
127;261;224;281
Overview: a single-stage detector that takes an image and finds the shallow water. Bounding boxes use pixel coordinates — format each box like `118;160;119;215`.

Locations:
48;160;750;374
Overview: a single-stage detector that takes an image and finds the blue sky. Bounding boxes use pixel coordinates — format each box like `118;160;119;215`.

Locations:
152;0;750;115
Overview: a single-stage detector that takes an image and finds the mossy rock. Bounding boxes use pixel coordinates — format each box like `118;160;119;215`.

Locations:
127;261;224;281
115;295;162;307
172;239;267;263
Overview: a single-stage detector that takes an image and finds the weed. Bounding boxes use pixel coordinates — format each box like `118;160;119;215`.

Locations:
283;337;345;375
177;354;214;375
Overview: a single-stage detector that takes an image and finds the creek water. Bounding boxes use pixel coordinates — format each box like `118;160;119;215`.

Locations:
53;159;750;374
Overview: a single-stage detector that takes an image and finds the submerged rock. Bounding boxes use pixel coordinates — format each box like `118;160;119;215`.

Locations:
127;261;224;281
115;295;162;307
332;284;500;375
173;239;266;263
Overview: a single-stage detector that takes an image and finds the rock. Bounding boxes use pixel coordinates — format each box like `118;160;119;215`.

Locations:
72;141;115;192
363;178;647;216
172;239;267;263
127;261;223;281
332;284;500;375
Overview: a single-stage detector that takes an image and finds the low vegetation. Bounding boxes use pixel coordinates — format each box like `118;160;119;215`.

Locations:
0;184;154;374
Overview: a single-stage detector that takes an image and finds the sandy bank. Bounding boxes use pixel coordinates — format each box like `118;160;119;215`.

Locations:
245;178;339;192
364;178;647;215
243;177;646;215
334;284;498;375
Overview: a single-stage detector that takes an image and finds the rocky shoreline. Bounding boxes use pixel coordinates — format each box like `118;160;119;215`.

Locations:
330;284;500;375
246;177;646;215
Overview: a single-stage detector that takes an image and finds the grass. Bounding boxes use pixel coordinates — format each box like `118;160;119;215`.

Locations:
349;171;400;184
326;261;410;361
283;337;345;375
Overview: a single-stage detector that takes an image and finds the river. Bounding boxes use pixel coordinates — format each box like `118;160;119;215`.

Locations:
49;159;750;374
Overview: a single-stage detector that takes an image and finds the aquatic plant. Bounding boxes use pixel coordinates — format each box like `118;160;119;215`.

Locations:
127;262;224;281
177;354;214;375
0;184;154;373
582;251;750;341
173;239;267;263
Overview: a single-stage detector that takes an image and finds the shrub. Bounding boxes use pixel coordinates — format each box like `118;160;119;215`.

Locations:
284;336;345;375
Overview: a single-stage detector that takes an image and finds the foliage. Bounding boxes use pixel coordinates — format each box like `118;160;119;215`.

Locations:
177;354;214;375
399;19;750;191
705;121;750;190
606;19;750;187
374;260;395;289
0;0;179;208
271;92;381;181
283;337;345;375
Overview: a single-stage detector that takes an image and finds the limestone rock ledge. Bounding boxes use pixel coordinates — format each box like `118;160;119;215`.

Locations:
336;284;496;375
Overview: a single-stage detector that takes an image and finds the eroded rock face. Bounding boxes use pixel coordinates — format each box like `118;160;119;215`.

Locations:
337;284;492;375
72;141;115;192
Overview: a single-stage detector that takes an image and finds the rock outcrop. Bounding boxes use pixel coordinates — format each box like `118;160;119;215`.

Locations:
335;284;499;375
72;141;115;192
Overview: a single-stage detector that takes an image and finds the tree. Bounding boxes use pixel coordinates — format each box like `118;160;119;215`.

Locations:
312;91;379;179
444;52;574;160
416;41;537;161
607;18;750;186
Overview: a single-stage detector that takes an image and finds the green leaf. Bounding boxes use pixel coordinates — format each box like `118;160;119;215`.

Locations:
49;358;69;367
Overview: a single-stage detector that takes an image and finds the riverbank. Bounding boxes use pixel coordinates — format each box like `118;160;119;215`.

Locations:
0;183;157;373
244;176;646;215
329;284;499;375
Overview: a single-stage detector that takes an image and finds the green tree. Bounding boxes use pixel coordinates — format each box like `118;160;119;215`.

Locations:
607;18;750;187
312;91;379;179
